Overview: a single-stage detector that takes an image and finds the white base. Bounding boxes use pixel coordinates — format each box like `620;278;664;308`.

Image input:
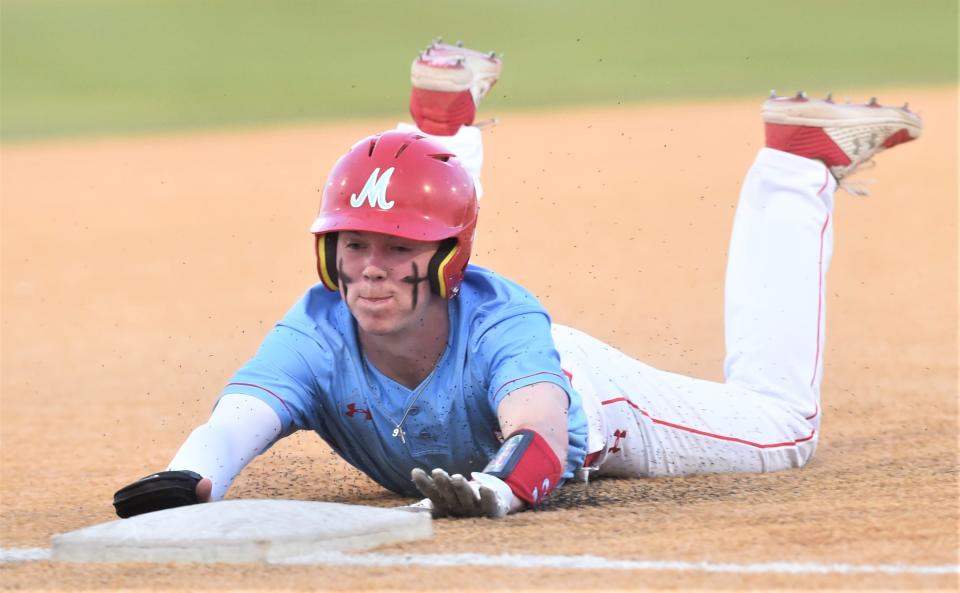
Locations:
50;499;431;564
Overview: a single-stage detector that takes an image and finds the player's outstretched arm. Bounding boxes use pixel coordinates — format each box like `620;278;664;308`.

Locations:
496;381;571;466
167;394;282;500
411;382;570;519
112;394;282;517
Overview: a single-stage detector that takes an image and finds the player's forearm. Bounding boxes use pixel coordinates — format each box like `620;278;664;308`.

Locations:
496;381;570;463
167;394;282;501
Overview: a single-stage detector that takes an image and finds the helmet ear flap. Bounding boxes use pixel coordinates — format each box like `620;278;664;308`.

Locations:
428;238;459;297
315;233;340;291
318;234;463;297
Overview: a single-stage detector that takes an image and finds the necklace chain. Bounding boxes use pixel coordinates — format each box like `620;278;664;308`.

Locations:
389;367;439;444
361;354;442;445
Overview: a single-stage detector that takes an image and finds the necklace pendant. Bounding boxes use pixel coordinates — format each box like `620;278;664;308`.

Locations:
392;425;406;444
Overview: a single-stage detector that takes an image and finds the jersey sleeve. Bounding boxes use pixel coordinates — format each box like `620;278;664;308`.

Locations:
221;323;329;436
474;310;588;478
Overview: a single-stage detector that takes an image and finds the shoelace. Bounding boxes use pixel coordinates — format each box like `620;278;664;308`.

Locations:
839;159;877;197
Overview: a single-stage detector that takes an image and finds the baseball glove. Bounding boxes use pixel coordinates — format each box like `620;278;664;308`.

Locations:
112;470;203;518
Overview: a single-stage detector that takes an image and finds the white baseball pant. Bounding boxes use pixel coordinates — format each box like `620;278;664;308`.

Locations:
556;148;835;477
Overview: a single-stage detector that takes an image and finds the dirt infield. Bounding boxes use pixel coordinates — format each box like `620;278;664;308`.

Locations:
1;87;956;590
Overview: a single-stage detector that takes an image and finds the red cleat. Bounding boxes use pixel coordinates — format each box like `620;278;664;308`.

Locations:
410;39;503;136
763;91;922;182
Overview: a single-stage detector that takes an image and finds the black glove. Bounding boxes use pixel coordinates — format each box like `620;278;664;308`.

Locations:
113;470;203;518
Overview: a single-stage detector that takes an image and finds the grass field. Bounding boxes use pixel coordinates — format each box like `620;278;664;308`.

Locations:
1;0;957;140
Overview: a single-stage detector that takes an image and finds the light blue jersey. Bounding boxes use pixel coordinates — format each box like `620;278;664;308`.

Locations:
223;264;588;496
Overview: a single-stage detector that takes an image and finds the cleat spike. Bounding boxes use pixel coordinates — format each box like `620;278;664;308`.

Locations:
455;40;463;47
488;50;496;58
761;88;922;186
769;89;777;99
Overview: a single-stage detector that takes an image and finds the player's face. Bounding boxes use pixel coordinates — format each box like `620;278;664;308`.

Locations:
336;231;442;336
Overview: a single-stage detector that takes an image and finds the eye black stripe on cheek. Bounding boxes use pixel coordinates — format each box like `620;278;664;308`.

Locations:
401;262;430;310
338;258;354;300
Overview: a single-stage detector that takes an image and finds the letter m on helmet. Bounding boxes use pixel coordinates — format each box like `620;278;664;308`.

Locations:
350;167;396;210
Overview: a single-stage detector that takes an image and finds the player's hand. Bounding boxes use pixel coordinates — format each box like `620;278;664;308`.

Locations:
410;468;518;519
112;470;207;518
196;477;213;503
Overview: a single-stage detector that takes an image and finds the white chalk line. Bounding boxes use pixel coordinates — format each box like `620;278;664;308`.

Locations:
274;552;959;575
2;546;957;575
0;548;960;575
1;547;50;562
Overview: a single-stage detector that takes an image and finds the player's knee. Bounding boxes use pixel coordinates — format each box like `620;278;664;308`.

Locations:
762;437;818;472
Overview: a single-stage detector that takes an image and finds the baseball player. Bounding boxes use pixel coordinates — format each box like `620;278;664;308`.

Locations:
113;40;922;520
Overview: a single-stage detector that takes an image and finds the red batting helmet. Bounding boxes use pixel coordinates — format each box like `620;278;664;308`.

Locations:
310;130;479;298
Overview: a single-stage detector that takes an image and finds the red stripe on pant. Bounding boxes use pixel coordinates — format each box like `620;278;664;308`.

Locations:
600;397;815;449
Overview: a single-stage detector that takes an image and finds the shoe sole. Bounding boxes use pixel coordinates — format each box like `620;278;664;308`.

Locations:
411;58;502;97
763;99;922;138
411;61;473;92
421;43;503;86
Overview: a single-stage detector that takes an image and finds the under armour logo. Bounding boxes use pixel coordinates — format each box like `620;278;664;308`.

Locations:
609;429;627;454
346;403;372;421
530;479;553;505
350;167;395;210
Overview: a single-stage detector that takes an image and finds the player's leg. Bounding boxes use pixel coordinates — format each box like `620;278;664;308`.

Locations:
559;113;837;477
408;39;502;136
562;94;921;478
397;39;503;197
724;93;922;425
721;146;835;427
556;324;819;477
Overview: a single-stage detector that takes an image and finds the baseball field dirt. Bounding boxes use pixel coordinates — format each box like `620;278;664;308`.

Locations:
1;87;956;590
